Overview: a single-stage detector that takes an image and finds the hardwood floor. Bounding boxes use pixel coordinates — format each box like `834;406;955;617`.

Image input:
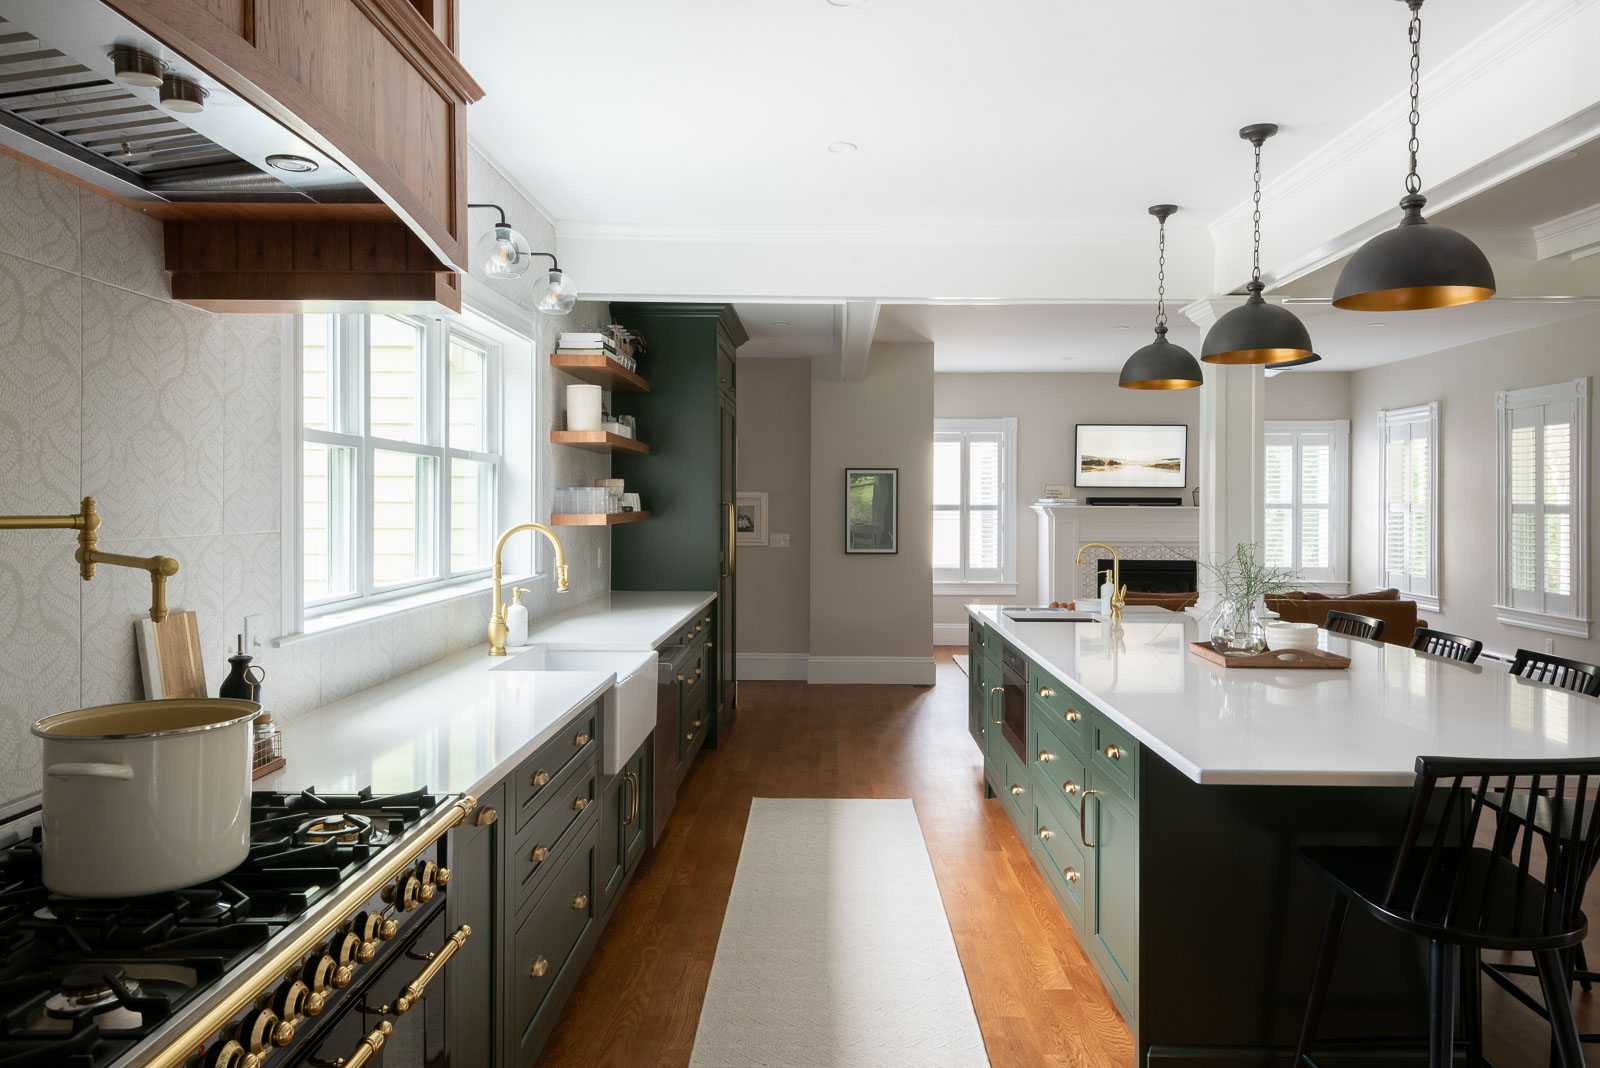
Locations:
537;650;1599;1067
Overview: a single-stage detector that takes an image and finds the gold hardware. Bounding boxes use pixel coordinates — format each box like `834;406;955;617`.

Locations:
1010;784;1024;796
531;770;550;788
622;770;640;826
988;685;1003;725
1079;788;1098;849
272;1019;295;1047
208;1040;247;1068
389;925;470;1015
436;866;450;885
304;990;326;1016
1038;687;1055;698
1104;744;1123;760
487;524;569;656
694;666;702;675
706;640;713;648
705;615;712;623
273;978;309;1027
332;963;354;989
311;1020;392;1068
685;732;694;740
1038;750;1055;763
530;955;550;978
676;673;685;682
1065;710;1081;723
1074;542;1126;623
629;770;640;823
572;892;588;910
242;1008;280;1054
474;806;499;827
574;732;590;746
1063;780;1079;795
530;844;549;862
722;501;736;577
572;796;589;811
692;718;702;729
0;497;180;621
1039;827;1053;841
379;918;399;941
1065;866;1080;883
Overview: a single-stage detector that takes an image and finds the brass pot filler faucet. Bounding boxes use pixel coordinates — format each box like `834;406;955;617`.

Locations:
0;497;180;621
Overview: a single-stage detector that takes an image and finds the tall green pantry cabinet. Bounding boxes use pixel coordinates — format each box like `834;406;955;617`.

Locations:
609;303;747;746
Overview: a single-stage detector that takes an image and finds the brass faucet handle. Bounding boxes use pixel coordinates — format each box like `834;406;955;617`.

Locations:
555;563;570;593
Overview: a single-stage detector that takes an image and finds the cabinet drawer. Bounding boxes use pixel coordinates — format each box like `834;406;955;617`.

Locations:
513;822;600;1061
1000;748;1031;832
678;680;710;764
513;701;600;831
1091;714;1140;801
511;760;598;909
1031;714;1089;817
1030;778;1087;925
1029;665;1090;753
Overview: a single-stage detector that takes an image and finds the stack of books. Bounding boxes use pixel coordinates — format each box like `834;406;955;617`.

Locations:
557;332;618;357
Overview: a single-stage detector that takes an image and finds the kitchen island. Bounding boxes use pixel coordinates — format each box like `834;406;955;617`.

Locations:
966;604;1600;1066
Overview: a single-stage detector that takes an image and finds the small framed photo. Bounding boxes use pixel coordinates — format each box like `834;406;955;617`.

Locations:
845;468;898;554
735;492;768;546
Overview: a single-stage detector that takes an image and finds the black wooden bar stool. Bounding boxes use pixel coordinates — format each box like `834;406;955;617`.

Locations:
1322;610;1385;642
1509;650;1600;698
1293;756;1598;1068
1409;627;1484;664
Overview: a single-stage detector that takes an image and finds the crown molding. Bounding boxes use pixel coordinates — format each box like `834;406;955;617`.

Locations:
1533;202;1600;260
555;218;1205;246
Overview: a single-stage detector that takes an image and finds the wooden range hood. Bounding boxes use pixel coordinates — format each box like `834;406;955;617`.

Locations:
0;0;483;314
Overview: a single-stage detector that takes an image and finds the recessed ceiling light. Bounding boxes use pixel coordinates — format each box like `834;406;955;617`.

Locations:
771;320;791;326
266;153;319;173
825;141;857;154
1113;325;1130;332
1365;322;1387;328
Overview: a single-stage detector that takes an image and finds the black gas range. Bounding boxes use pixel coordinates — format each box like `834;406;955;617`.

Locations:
0;786;477;1068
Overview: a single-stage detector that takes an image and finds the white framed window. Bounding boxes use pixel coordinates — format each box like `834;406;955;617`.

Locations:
933;417;1017;593
1264;419;1349;587
1378;403;1440;610
1496;378;1589;638
297;312;504;619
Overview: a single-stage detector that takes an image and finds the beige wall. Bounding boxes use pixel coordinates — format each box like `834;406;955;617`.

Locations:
736;359;811;665
1265;369;1352;420
809;343;935;681
1350;314;1600;663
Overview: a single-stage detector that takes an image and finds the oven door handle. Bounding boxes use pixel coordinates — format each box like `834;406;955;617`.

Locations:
988;685;1003;725
387;924;471;1015
309;1021;392;1068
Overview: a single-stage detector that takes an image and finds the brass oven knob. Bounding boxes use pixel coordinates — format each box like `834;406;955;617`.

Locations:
416;859;438;902
706;641;713;648
704;615;712;623
272;978;309;1027
380;917;400;941
436;866;451;886
530;844;549;863
239;1007;280;1055
354;912;382;962
330;930;361;968
201;1039;248;1068
384;871;423;912
530;955;550;978
301;953;337;1013
676;674;685;681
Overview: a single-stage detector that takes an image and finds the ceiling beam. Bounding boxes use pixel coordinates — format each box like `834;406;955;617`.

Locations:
838;300;879;382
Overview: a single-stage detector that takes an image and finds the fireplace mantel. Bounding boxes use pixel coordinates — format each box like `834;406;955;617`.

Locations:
1031;501;1200;603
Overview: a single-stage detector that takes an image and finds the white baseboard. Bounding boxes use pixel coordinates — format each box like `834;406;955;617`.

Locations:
737;653;809;681
932;622;968;647
806;656;937;685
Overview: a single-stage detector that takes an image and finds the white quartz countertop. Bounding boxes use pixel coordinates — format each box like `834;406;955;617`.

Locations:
259;591;713;798
968;604;1600;787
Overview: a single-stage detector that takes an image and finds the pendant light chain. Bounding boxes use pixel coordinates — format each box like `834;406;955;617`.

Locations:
1250;136;1263;284
1155;215;1168;331
1405;0;1423;195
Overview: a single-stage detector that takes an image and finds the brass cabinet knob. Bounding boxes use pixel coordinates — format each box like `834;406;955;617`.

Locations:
1038;827;1054;841
685;731;695;741
572;796;589;811
694;666;702;675
572;892;589;910
1063;780;1079;795
706;640;713;648
1038;687;1055;698
530;955;550;978
1065;710;1081;723
1104;744;1123;760
475;806;499;827
705;615;712;623
1009;784;1024;796
574;732;590;746
677;673;686;681
1038;751;1054;763
530;844;549;863
531;770;550;788
1065;866;1080;883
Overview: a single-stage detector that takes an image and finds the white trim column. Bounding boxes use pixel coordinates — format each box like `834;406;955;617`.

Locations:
1183;297;1264;607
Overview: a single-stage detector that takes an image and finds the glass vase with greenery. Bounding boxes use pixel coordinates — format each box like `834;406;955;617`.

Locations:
1193;542;1301;656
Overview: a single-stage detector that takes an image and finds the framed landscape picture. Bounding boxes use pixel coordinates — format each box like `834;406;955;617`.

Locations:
1074;424;1187;489
735;491;768;546
845;468;898;553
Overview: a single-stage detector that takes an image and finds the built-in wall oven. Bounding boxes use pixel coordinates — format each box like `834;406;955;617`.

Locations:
999;645;1028;761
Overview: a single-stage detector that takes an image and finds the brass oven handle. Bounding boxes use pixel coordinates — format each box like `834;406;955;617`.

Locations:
1079;789;1098;849
389;924;471;1015
988;685;1003;725
729;501;736;577
309;1021;392;1067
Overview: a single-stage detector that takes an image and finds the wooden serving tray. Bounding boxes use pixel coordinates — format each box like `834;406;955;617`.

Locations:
1187;642;1350;669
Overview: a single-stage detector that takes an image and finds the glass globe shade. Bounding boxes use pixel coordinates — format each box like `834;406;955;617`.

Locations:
480;224;532;279
537;269;578;315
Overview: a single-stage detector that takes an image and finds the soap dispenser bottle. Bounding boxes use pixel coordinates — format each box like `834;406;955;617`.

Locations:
505;587;531;647
1098;570;1116;616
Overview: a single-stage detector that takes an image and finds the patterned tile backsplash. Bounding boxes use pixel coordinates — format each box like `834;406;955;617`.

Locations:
0;148;612;806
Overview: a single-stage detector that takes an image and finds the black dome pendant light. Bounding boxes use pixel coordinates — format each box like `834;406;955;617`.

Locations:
1201;124;1315;365
1332;0;1494;311
1119;205;1203;390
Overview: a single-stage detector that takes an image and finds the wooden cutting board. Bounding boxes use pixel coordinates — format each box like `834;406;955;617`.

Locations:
1187;642;1350;670
136;611;208;699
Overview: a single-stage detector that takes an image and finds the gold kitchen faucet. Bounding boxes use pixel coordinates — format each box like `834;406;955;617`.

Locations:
487;523;569;656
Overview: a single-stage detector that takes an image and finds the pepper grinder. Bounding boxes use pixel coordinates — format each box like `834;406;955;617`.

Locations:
219;634;266;703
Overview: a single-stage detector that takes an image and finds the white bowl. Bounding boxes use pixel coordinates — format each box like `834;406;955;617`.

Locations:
1265;622;1319;651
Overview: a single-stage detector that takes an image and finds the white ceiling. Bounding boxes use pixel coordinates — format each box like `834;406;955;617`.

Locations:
462;0;1510;229
736;302;838;358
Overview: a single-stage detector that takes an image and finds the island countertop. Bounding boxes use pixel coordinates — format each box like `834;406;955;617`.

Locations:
967;604;1600;787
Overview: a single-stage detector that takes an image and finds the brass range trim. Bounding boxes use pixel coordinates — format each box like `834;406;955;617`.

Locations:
0;496;179;621
136;794;477;1068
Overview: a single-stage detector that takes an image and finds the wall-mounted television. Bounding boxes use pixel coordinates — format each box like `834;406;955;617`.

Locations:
1074;424;1188;489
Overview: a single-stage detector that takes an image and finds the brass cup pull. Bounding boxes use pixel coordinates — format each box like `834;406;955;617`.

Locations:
1038;751;1055;763
313;1020;392;1068
1079;788;1099;849
572;796;589;812
389;924;470;1015
1065;710;1081;723
1038;686;1055;698
1065;867;1080;884
531;770;550;788
1063;780;1079;795
474;806;499;827
574;732;590;746
530;844;549;863
1104;744;1123;760
530;955;550;978
1038;827;1054;841
1009;784;1024;796
572;892;589;910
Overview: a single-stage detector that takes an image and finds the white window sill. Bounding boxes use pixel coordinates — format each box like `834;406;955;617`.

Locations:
1411;595;1442;613
275;573;538;646
1494;605;1591;639
934;582;1019;597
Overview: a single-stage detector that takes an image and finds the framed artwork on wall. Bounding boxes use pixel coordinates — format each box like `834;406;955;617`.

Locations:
735;491;768;546
845;468;898;554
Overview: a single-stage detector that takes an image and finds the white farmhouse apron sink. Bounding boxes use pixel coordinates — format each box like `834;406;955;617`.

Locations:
494;646;657;775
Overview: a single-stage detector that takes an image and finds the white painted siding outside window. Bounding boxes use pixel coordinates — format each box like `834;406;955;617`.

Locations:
934;417;1017;593
298;313;503;619
1496;378;1590;638
1377;402;1440;610
1264;420;1349;587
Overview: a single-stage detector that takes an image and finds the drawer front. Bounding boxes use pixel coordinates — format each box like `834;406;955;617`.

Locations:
1029;664;1089;754
1030;714;1089;817
1029;778;1088;925
678;678;710;763
513;822;600;1061
511;759;598;908
514;701;600;831
1000;748;1031;832
1091;714;1140;801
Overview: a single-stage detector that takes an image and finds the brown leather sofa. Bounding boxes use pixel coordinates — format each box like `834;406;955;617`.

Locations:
1265;589;1425;647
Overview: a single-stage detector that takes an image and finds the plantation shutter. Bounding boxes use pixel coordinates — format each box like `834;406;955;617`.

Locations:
933;418;1015;586
1263;422;1344;583
1379;404;1438;605
1500;385;1582;624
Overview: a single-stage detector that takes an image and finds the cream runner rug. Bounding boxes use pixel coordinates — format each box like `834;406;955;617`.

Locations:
689;798;990;1068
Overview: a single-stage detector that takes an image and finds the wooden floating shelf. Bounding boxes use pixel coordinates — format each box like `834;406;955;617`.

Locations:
550;352;649;392
549;511;651;527
549;431;650;455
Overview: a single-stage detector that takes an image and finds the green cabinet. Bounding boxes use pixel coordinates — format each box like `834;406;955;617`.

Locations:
446;783;503;1068
610;303;747;750
1084;778;1139;1017
600;741;651;920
